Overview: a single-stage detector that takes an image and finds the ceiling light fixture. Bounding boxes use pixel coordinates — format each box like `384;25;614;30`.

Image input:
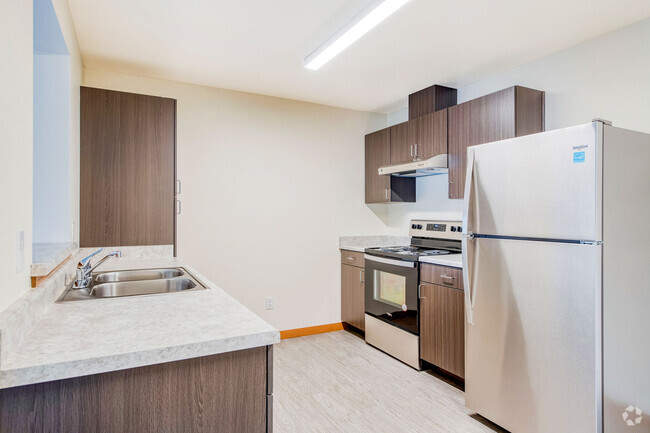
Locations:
303;0;411;70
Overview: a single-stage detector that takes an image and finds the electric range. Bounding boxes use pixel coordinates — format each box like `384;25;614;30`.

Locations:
363;219;462;370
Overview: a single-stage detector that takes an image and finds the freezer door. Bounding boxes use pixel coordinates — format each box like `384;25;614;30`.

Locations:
464;123;600;241
464;237;600;433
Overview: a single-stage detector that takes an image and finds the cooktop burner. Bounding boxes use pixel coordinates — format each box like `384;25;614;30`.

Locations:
377;246;451;256
364;220;463;262
366;245;454;261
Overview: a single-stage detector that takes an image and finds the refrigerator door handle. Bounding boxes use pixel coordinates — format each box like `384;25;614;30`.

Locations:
462;236;474;325
462;150;478;324
462;150;477;236
462;234;480;325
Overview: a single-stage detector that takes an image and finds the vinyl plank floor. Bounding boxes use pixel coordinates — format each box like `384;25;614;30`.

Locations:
274;330;505;433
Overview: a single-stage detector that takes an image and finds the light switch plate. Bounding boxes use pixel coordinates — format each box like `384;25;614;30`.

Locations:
16;230;25;273
265;296;274;310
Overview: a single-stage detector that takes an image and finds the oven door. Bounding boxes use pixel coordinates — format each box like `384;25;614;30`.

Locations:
364;254;419;335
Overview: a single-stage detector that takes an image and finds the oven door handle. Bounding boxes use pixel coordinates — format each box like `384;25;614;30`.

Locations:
363;254;417;268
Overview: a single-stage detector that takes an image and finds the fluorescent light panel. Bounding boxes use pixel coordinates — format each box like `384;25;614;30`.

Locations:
304;0;411;70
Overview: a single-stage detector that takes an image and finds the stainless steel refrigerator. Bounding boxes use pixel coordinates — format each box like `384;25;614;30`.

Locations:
461;120;650;433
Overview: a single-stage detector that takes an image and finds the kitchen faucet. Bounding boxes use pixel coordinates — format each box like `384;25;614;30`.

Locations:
74;248;122;289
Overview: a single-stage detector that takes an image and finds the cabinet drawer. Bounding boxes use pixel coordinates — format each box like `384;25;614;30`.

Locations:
420;264;462;289
340;250;365;268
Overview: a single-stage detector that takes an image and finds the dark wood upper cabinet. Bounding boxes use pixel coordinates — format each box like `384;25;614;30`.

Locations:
448;85;544;199
365;128;415;203
408;84;457;120
81;87;176;248
365;128;391;203
412;109;447;160
389;121;410;163
390;110;447;164
365;84;456;204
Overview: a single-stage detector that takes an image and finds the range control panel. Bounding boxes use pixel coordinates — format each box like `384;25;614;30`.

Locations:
409;220;463;240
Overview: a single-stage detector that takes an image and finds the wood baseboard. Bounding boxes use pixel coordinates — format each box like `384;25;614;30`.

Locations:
280;322;344;340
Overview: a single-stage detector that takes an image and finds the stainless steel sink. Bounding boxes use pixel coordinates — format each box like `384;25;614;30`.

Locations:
95;268;183;283
90;278;196;298
57;267;206;302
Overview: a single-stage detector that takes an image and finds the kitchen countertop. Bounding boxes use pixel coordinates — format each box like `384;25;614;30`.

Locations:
0;256;279;389
339;235;411;253
419;254;463;268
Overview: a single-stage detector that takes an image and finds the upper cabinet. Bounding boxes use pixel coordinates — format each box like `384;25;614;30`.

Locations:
80;87;177;248
365;128;416;203
408;84;457;120
365;85;456;204
365;129;391;203
364;84;544;203
411;110;447;161
448;86;545;199
389;121;410;163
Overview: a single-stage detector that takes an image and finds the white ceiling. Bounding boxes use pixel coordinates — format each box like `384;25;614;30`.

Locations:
69;0;650;113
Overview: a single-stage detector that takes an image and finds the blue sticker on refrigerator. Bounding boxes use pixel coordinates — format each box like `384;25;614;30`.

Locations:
573;151;586;163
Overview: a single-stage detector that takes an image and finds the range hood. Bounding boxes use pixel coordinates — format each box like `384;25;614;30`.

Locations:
378;154;448;177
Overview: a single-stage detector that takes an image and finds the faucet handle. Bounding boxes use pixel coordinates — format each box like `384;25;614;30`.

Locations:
78;248;104;269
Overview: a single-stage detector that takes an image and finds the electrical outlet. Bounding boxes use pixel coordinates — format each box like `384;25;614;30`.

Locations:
16;230;25;273
265;296;274;310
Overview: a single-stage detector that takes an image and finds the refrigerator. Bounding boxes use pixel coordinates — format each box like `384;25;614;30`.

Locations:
462;120;650;433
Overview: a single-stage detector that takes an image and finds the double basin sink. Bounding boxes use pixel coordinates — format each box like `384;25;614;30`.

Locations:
57;267;206;302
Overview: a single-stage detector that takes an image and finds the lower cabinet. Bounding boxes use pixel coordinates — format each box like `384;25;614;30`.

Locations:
0;347;273;433
419;282;465;379
341;251;365;331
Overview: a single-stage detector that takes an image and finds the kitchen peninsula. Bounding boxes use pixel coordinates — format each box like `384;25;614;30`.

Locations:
0;248;279;433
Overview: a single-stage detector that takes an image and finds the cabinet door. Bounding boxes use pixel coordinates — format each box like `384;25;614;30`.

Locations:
390;121;411;163
415;110;447;160
420;283;465;378
81;87;176;247
341;264;365;331
448;88;516;199
365;129;391;203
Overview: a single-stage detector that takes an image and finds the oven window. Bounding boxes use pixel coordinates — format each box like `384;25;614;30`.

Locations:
373;270;406;308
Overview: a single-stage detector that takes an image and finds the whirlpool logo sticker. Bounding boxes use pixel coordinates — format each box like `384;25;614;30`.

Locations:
573;144;588;164
622;405;643;427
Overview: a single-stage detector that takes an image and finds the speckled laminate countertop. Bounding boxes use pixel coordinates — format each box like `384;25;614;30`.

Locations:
0;256;279;389
339;235;411;252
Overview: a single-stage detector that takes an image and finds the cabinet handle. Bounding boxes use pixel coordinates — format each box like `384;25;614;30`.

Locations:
410;144;413;157
385;188;389;201
176;199;182;214
441;274;455;285
176;179;181;195
360;270;364;283
414;143;418;159
346;257;355;261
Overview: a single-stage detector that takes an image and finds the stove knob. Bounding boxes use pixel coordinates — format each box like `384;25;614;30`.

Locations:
457;226;463;232
451;226;457;232
417;224;423;229
411;224;417;229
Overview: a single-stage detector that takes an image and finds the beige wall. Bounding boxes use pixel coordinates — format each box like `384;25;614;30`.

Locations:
0;0;33;312
83;69;389;331
0;0;82;313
